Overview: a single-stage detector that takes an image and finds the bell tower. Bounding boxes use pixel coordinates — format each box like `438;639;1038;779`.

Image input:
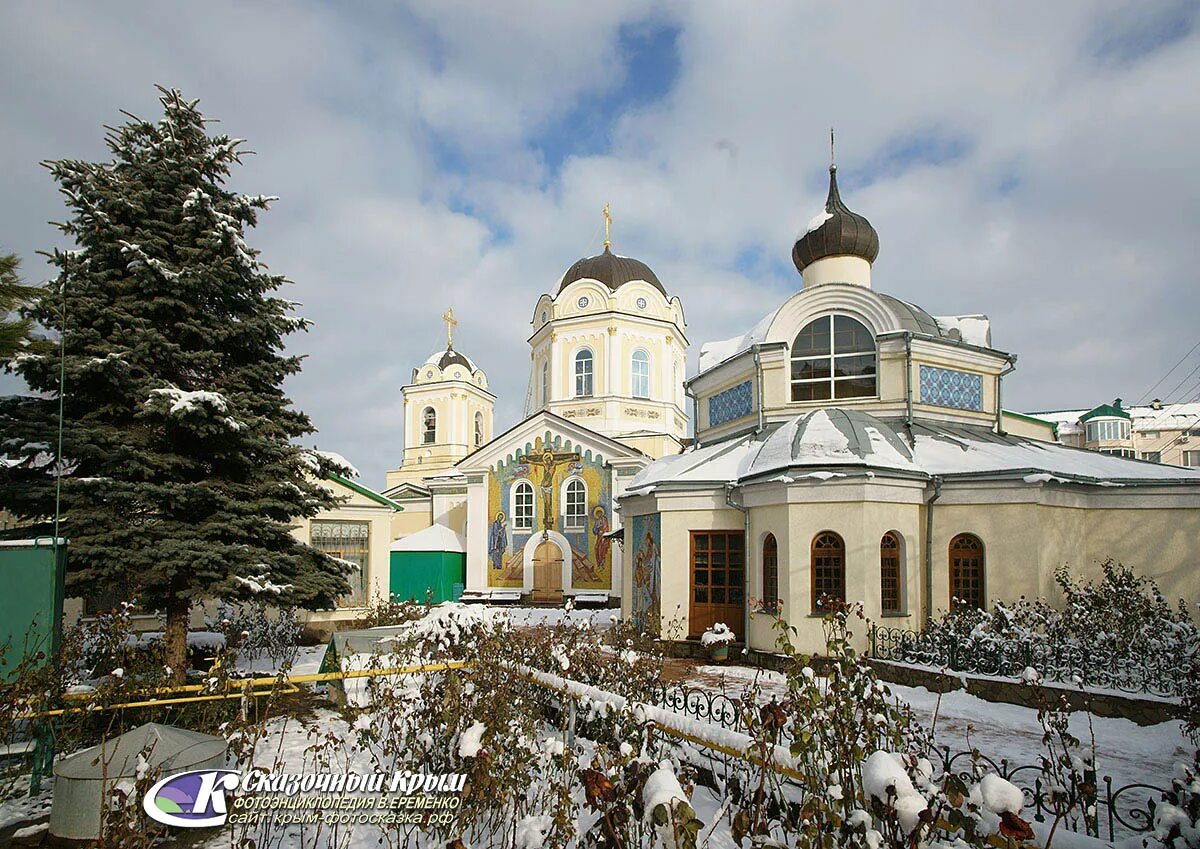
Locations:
386;308;496;488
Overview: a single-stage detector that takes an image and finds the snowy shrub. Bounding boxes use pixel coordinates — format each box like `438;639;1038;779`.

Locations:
209;600;302;669
906;560;1198;695
1133;751;1200;849
350;595;424;629
717;601;1036;848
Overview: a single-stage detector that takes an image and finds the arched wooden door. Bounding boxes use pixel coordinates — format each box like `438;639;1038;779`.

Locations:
531;539;564;604
949;533;985;611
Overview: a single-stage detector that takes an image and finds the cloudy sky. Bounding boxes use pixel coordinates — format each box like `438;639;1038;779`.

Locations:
3;1;1199;485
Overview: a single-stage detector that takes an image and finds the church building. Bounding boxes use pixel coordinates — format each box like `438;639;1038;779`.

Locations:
618;161;1200;653
381;210;687;606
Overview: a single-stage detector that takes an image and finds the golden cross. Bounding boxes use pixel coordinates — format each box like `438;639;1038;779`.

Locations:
603;202;612;250
442;307;458;347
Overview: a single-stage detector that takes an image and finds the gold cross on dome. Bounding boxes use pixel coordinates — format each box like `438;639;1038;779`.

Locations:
442;307;458;347
603;203;612;250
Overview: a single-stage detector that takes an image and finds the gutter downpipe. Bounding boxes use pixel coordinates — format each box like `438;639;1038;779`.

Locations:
903;332;914;442
923;475;943;626
726;484;750;650
753;345;765;435
995;354;1018;435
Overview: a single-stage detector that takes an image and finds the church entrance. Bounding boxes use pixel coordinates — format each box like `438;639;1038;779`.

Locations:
531;538;564;604
688;531;745;639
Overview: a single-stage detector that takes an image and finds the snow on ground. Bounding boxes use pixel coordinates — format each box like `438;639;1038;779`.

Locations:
490;605;617;630
687;663;1192;793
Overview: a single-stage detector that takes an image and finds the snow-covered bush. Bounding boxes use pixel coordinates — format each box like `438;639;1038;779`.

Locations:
721;601;1036;847
209;600;302;668
904;560;1197;694
1134;751;1200;848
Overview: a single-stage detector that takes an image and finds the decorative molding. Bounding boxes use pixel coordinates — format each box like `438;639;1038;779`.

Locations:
623;407;662;420
919;365;983;411
563;407;601;418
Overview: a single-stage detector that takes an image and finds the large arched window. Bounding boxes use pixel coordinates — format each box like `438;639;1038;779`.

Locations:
949;533;985;611
563;478;586;529
631;350;651;398
574;349;594;397
761;534;779;614
513;481;535;531
541;361;550;406
474;411;484;447
422;407;437;444
790;314;876;401
810;531;846;612
880;532;902;614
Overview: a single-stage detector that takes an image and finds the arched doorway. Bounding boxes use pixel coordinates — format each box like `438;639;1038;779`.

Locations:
949;533;985;611
531;539;564;604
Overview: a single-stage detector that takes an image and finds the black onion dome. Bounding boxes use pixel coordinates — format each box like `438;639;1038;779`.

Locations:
557;246;666;295
792;165;880;274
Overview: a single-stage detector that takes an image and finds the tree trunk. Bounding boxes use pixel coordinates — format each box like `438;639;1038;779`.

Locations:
164;597;190;686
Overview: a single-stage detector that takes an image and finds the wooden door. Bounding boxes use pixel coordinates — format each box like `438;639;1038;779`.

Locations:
531;539;563;603
689;531;745;639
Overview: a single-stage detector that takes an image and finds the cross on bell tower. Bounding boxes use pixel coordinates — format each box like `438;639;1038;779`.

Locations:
442;307;458;348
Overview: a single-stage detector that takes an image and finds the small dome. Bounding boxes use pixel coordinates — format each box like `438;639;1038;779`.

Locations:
557;247;666;296
424;345;476;373
793;165;880;274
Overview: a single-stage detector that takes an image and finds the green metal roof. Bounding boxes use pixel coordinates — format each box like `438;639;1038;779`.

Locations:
326;472;404;511
1078;403;1131;423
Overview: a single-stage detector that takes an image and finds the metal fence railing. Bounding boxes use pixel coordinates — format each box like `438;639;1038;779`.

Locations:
868;623;1192;699
645;681;1168;842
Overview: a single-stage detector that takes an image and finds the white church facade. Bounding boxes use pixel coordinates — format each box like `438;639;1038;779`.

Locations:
306;163;1200;655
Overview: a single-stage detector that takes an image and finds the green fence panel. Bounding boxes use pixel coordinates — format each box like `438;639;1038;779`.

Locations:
0;539;67;681
389;551;465;604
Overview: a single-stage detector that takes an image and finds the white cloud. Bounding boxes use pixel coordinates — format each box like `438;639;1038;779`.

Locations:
2;1;1198;483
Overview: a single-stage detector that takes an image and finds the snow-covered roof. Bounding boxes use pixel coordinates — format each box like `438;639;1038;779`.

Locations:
697;309;778;374
424;346;477;372
625;408;1200;493
933;314;991;348
1029;402;1200;436
390;523;465;553
54;722;224;780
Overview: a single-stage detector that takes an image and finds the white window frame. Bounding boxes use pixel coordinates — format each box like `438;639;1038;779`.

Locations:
474;411;484;447
512;480;535;531
1184;450;1200;468
1085;418;1130;442
541;361;550;406
562;477;587;530
631;349;651;399
789;313;877;402
574;348;594;398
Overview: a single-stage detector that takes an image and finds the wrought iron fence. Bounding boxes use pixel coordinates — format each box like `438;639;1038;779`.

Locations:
646;682;1168;842
868;623;1192;699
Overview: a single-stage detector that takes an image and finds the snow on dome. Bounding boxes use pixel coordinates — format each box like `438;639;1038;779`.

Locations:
934;314;992;347
390;523;465;553
423;346;477;373
628;409;1200;491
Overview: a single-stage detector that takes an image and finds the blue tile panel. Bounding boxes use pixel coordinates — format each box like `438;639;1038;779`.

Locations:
919;365;983;411
708;380;754;427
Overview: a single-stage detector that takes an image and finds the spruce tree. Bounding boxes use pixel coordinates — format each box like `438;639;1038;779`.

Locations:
0;253;40;361
0;88;351;681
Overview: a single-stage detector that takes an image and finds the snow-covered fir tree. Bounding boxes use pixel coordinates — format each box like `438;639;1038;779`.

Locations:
0;252;40;361
0;87;351;681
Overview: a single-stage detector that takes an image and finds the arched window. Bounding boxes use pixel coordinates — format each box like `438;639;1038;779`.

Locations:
631;350;651;398
541;361;550;406
563;479;586;529
949;533;985;611
422;407;437;444
810;531;845;612
513;481;535;531
880;532;902;614
575;349;594;397
474;411;484;447
761;534;779;614
790;314;876;401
